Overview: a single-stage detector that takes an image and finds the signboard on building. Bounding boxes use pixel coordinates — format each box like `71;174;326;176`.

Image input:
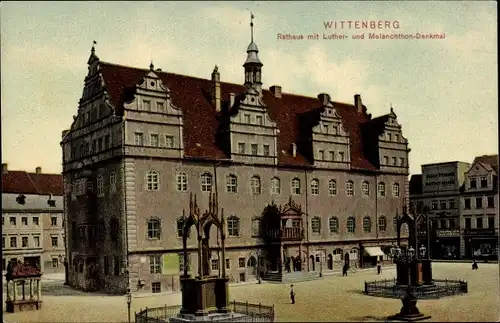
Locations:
462;229;496;236
162;254;179;275
422;164;459;193
436;230;460;238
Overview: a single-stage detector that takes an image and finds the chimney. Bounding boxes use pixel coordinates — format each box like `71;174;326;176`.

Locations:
318;93;331;106
211;66;221;112
291;143;297;157
35;167;42;174
354;94;363;113
270;85;282;99
2;163;7;174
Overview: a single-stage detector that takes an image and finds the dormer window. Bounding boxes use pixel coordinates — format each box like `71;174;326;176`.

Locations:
16;194;26;205
48;197;56;207
480;176;487;188
470;177;477;189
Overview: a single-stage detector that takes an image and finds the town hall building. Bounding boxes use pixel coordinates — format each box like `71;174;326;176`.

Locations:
61;18;410;294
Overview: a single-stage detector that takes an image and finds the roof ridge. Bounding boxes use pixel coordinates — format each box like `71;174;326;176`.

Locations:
99;61;358;106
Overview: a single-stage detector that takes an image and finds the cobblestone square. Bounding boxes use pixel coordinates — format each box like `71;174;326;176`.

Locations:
3;262;499;322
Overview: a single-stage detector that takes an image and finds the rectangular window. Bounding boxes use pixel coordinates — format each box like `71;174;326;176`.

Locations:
225;258;230;270
22;237;28;248
21;217;28;225
465;218;471;229
323;125;328;133
114;256;120;275
51;217;57;226
449;219;456;229
400;158;405;167
470;177;476;188
448;199;455;209
244;114;250;123
92;139;97;153
487;196;495;208
318;150;324;160
395;134;399;142
263;145;270;156
440;201;446;210
238;257;245;268
488;217;495;229
150;255;162;274
383;156;388;165
387;133;392;141
110;173;117;192
134;132;144;146
157;102;165;113
476;218;483;229
431;200;438;210
251;144;258;155
392;157;397;166
143;100;151;111
480;176;487;188
238;143;245;154
339;152;344;162
476;197;483;209
440;219;447;229
211;259;219;271
10;217;16;226
464;198;471;209
51;236;58;247
152;282;161;293
329;151;335;161
33;236;40;247
52;258;59;268
332;126;338;135
179;254;185;272
104;135;110;149
165;135;174;148
150;134;159;147
256;115;263;125
10;237;17;248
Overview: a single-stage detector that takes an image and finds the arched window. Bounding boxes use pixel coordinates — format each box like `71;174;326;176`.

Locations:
291;178;301;195
250;176;261;195
362;181;370;196
350;248;359;260
176;172;188;191
392;183;400;197
378;182;386;197
345;180;354;196
109;172;117;192
328;179;337;196
363;216;372;233
311;217;321;234
147;218;161;239
378;216;387;232
96;175;104;196
226;174;238;193
146;170;159;191
333;248;343;261
251;217;261;237
201;173;213;192
329;217;339;233
227;216;240;236
347;217;356;233
310;179;319;195
271;177;281;195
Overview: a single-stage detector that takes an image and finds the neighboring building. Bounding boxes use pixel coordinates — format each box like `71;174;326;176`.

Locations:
409;161;470;259
2;164;65;273
460;155;498;260
61;21;410;294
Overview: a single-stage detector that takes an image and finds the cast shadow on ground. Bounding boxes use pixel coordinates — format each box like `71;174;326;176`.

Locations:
349;315;390;322
39;283;112;296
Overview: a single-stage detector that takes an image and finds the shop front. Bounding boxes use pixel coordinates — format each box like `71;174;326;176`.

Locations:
434;230;461;259
361;246;386;268
463;229;498;260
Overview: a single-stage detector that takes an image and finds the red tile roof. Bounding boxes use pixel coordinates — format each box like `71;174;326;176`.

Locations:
2;170;63;196
99;61;384;171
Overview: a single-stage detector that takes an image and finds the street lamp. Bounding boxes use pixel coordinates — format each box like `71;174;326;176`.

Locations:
126;290;132;323
388;244;430;321
419;245;427;259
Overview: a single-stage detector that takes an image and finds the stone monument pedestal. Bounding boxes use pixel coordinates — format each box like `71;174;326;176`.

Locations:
180;276;229;316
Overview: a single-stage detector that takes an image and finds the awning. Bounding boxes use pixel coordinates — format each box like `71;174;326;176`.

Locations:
364;247;385;257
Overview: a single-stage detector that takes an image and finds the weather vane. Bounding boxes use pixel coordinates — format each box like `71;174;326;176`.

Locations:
250;12;255;42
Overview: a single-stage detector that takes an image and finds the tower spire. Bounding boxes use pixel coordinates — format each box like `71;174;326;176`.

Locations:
250;12;254;42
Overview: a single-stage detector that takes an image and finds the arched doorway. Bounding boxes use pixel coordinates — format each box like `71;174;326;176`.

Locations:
247;256;257;279
350;248;359;268
309;255;315;271
327;254;333;270
344;252;350;266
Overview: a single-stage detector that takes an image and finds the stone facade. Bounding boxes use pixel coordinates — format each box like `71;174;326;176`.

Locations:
62;25;411;294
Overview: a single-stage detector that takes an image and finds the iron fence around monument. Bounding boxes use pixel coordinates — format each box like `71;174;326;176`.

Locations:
363;278;468;299
135;301;275;323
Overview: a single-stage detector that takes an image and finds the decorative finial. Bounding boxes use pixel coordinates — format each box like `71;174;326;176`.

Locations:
91;40;97;54
390;102;394;113
250;12;255;42
213;65;218;73
150;61;154;71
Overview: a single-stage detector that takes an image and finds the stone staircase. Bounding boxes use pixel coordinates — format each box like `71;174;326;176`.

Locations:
262;271;321;283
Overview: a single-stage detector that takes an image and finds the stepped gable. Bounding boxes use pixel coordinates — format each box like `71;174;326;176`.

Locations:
99;62;377;170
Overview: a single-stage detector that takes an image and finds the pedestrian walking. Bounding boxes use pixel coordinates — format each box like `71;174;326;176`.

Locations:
472;259;478;270
290;284;295;304
342;264;348;276
377;262;382;275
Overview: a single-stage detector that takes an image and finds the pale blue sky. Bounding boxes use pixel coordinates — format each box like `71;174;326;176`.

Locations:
1;1;497;175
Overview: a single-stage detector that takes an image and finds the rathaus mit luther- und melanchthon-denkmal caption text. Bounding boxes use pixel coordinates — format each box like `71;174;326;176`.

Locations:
277;32;446;40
